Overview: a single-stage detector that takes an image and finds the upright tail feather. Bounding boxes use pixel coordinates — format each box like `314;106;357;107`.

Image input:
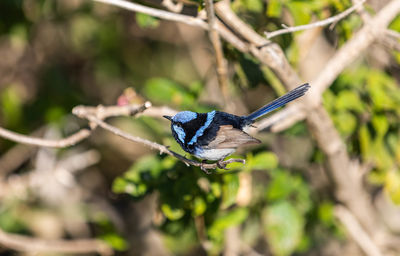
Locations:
245;83;310;121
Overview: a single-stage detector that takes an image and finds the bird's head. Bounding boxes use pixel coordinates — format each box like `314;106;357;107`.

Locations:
163;111;198;145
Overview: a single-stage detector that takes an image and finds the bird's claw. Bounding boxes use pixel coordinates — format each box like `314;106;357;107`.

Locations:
200;160;211;174
217;160;229;170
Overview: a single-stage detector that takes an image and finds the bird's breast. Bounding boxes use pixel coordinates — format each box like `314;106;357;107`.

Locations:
194;148;236;161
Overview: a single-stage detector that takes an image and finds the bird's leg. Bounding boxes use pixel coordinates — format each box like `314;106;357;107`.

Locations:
200;160;211;174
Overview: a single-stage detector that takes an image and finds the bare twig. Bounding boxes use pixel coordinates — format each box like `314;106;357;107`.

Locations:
309;0;400;101
0;227;112;256
161;0;183;13
386;29;400;39
0;127;91;148
93;0;208;29
0;103;152;148
335;205;383;256
265;0;366;39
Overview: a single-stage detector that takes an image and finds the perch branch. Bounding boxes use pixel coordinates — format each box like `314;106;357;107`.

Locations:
72;107;245;173
0;103;151;148
0;227;112;256
265;0;366;39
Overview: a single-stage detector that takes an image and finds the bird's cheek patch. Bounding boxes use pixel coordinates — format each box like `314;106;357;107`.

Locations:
172;125;185;144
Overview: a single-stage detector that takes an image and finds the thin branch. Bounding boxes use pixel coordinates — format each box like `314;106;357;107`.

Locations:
93;0;208;29
161;0;183;13
335;205;383;256
0;127;91;148
265;0;366;39
309;0;400;100
0;103;151;148
204;0;231;109
0;227;112;256
386;29;400;39
351;0;400;52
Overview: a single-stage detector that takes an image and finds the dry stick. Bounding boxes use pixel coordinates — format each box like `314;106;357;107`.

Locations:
93;0;208;29
309;0;400;100
92;0;252;53
0;127;91;148
80;113;245;172
204;0;231;109
0;227;112;256
265;0;366;39
0;103;150;148
352;0;400;53
386;29;400;39
335;205;383;256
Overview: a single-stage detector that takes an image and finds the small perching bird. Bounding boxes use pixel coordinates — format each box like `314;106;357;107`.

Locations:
164;83;310;171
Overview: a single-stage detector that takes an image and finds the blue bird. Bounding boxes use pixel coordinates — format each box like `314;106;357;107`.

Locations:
164;83;310;168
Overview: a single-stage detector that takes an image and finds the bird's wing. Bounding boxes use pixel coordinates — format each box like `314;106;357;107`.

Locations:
206;125;261;149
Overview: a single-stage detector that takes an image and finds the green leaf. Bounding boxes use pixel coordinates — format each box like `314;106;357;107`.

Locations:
192;197;207;217
208;208;249;240
335;90;364;112
318;201;334;226
285;2;312;26
161;203;185;220
136;13;160;29
143;78;195;108
240;0;263;12
1;86;23;127
372;115;389;138
101;233;128;251
251;152;279;170
333;111;357;136
266;171;293;201
221;173;239;209
359;125;372;161
385;171;400;205
263;201;304;256
267;0;282;17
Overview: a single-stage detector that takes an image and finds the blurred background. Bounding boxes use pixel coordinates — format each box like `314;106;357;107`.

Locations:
0;0;399;255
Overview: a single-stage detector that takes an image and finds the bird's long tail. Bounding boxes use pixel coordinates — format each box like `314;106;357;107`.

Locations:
245;83;310;121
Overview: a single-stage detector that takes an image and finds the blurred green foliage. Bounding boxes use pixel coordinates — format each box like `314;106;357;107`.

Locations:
0;0;399;255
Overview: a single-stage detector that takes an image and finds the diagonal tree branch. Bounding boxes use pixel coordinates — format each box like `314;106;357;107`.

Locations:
93;0;208;29
265;0;366;39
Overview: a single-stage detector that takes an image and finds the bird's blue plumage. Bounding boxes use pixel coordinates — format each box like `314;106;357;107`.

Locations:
172;124;185;144
245;83;310;121
172;111;197;123
188;111;216;145
164;83;310;163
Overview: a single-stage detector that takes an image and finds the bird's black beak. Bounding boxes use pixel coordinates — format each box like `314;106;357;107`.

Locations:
163;115;172;121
